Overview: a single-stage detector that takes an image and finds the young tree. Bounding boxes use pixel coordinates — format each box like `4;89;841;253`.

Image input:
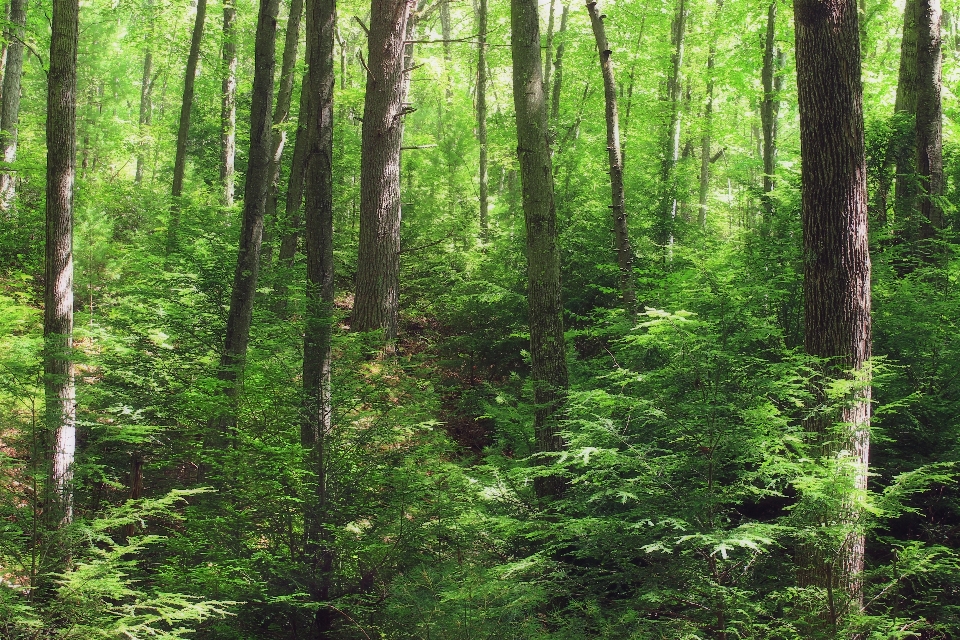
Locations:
220;0;238;207
211;0;280;443
167;0;208;253
760;0;783;218
45;0;79;532
586;1;636;316
658;0;686;255
353;0;414;345
793;0;871;623
476;0;489;238
135;46;153;184
301;0;335;632
550;4;569;120
0;0;25;209
512;0;569;499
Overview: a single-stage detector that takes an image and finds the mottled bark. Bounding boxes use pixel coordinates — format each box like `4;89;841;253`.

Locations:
167;0;207;254
221;0;238;207
916;0;944;238
542;0;555;111
586;1;635;317
135;47;153;184
512;0;569;499
302;0;335;635
45;0;79;532
550;4;569;120
353;0;414;344
476;0;489;238
894;0;920;226
211;0;280;442
698;1;720;229
760;1;782;218
658;0;685;253
0;0;24;209
794;0;871;624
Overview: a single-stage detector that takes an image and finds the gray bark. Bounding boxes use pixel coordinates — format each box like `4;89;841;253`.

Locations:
221;0;238;207
550;4;569;120
477;0;489;238
0;0;25;209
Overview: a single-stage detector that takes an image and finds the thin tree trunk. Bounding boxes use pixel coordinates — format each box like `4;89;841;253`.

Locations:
262;0;305;272
794;0;871;625
586;0;636;317
512;0;569;499
210;0;280;443
893;0;920;227
440;0;452;100
916;0;944;239
302;0;335;635
543;0;556;111
0;2;9;98
476;0;489;239
659;0;685;255
0;0;25;209
698;1;720;229
135;47;153;184
621;14;645;165
45;0;79;535
353;0;414;345
550;4;569;120
167;0;208;254
221;0;238;207
760;1;781;218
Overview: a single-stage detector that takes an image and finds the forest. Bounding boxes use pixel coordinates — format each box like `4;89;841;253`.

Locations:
0;0;959;637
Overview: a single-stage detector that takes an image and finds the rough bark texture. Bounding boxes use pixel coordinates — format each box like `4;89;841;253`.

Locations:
512;0;569;499
542;0;556;112
167;0;207;253
0;0;25;209
212;0;280;442
586;1;636;317
658;0;685;253
135;47;153;184
760;1;781;217
45;0;79;532
894;0;920;226
794;0;871;624
698;1;720;229
262;0;305;272
221;0;238;207
550;5;569;120
476;0;489;238
302;0;335;635
353;0;414;344
916;0;944;238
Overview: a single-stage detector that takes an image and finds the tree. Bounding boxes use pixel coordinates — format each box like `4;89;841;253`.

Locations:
167;0;207;253
915;0;944;240
586;0;636;317
220;0;238;207
512;0;569;499
476;0;488;238
210;0;280;442
658;0;686;256
760;0;783;218
353;0;414;345
301;0;335;633
45;0;79;533
0;0;25;209
793;0;871;624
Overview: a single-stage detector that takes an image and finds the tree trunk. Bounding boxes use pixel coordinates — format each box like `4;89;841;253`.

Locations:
352;0;414;345
512;0;569;500
135;47;153;185
211;0;280;443
302;0;335;634
794;0;871;625
916;0;944;239
167;0;207;254
221;0;238;207
698;1;720;229
262;0;305;272
45;0;79;534
760;0;781;218
658;0;686;255
893;0;920;228
0;0;24;209
586;1;636;317
550;4;569;120
476;0;489;239
542;0;556;112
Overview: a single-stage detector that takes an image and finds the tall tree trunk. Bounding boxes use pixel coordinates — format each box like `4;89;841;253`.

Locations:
262;0;305;272
353;0;414;345
550;4;569;120
512;0;569;499
760;0;781;218
440;0;452;100
302;0;335;635
658;0;686;255
542;0;556;111
916;0;944;239
0;0;25;209
698;1;720;229
893;0;920;228
167;0;208;254
221;0;238;207
210;0;280;443
0;2;8;98
586;1;636;317
476;0;489;239
794;0;871;625
45;0;79;535
621;15;645;166
135;47;153;185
